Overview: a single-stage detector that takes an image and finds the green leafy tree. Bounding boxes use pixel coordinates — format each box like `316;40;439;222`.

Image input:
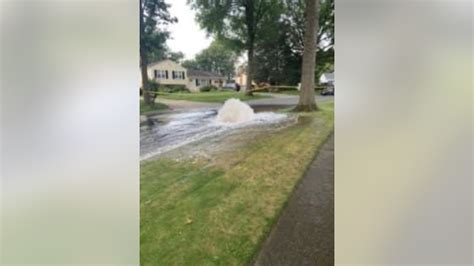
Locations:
140;0;176;105
283;0;333;53
182;40;237;81
149;49;185;64
188;0;277;95
167;51;185;63
284;0;334;79
314;0;334;79
253;0;300;85
181;59;199;70
252;0;333;86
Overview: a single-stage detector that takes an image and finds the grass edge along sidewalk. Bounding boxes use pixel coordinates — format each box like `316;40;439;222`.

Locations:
140;100;168;115
140;101;334;265
158;91;269;103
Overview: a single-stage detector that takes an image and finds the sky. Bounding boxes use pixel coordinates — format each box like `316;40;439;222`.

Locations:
166;0;213;60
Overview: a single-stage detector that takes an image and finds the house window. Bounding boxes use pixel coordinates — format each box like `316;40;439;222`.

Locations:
195;79;200;86
172;71;185;80
154;70;167;79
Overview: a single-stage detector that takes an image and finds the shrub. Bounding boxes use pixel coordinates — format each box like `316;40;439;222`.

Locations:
160;84;191;93
199;85;218;92
145;81;191;93
148;80;160;91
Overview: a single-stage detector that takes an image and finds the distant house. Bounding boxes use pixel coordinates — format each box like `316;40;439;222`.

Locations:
319;72;334;85
187;69;225;91
234;65;247;88
146;59;225;92
234;64;259;90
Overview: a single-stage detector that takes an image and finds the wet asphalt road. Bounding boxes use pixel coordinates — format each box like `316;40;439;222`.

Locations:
253;134;334;266
155;93;334;111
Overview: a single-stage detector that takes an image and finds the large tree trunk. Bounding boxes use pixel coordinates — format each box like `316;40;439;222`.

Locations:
140;55;153;105
244;0;255;96
140;0;153;105
295;0;320;112
245;44;254;96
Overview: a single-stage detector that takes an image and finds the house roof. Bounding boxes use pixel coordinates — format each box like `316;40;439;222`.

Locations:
147;59;186;70
187;69;224;79
148;59;172;67
321;72;334;80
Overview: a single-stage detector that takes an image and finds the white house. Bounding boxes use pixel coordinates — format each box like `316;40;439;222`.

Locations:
146;59;225;92
187;69;225;91
319;72;335;85
234;64;247;87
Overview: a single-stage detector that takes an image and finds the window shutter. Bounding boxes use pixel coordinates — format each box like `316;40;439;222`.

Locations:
172;71;175;79
165;70;168;79
182;72;186;80
154;70;158;78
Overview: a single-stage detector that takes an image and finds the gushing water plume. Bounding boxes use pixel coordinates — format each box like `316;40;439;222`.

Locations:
216;98;255;123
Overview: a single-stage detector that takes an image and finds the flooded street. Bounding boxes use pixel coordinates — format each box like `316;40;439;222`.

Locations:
140;103;294;160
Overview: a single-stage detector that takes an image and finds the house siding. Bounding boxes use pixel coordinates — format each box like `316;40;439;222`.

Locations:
147;59;189;87
145;59;225;92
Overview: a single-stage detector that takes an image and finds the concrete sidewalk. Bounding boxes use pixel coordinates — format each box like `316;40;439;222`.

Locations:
254;134;334;266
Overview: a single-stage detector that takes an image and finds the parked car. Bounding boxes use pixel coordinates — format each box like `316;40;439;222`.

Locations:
320;86;334;96
223;82;237;90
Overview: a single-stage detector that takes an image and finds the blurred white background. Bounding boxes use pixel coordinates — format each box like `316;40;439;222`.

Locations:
336;0;472;265
1;1;139;264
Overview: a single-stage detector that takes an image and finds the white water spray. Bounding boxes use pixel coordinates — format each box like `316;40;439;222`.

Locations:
216;98;255;123
141;98;292;160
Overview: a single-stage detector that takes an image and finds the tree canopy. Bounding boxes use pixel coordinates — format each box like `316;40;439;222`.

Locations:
189;0;278;94
140;0;177;63
140;0;176;104
182;40;237;81
188;0;334;87
254;0;334;85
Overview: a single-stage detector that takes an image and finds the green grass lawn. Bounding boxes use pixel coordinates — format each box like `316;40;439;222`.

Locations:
140;102;334;265
159;91;269;103
140;100;168;114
